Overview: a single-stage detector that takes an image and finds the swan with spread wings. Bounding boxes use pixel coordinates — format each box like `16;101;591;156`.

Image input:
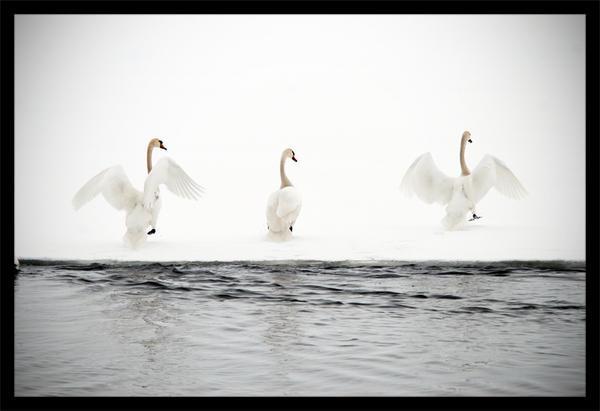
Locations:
400;131;527;230
73;138;204;247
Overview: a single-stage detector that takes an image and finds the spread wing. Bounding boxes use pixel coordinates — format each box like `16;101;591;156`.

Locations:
143;157;204;208
470;154;527;204
72;165;140;212
400;152;454;205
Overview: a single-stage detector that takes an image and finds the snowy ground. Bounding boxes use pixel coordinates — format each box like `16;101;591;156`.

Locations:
16;223;584;262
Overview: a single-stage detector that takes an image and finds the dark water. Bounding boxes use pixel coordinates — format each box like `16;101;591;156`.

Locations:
14;260;585;396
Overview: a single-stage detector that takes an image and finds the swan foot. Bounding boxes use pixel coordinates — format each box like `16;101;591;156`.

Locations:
468;214;482;221
147;228;156;235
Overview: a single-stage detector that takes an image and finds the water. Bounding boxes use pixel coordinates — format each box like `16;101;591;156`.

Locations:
14;260;585;396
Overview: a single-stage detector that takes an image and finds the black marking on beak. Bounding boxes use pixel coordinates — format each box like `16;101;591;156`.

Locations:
292;156;297;162
468;139;472;143
159;140;167;150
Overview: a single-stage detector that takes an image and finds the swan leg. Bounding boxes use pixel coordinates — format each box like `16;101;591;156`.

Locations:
468;207;482;221
148;197;162;235
289;217;298;233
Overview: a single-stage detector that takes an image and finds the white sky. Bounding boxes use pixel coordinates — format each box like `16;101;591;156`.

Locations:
14;14;585;260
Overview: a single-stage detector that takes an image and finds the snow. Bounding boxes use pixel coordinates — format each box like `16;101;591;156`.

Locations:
16;223;584;262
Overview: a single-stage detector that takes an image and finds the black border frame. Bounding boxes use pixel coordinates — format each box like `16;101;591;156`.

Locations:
1;1;598;410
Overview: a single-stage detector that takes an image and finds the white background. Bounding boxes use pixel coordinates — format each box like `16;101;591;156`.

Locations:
14;14;585;261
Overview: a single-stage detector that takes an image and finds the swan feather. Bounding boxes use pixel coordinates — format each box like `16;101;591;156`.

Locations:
400;152;454;205
267;186;302;233
72;165;140;212
143;157;204;208
470;154;528;204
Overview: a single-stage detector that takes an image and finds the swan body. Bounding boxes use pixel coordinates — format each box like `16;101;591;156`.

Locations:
73;138;203;247
401;131;527;229
267;186;302;236
266;148;302;240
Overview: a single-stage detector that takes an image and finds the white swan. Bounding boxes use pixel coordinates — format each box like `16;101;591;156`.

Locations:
400;131;527;229
266;148;302;240
73;138;204;247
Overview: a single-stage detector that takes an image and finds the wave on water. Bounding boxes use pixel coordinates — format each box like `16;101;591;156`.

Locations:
17;258;586;272
14;258;586;396
15;259;585;314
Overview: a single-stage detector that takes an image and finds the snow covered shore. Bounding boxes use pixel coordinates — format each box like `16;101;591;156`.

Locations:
16;224;584;262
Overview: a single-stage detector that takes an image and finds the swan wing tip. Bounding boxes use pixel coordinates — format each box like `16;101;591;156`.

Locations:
72;192;88;211
399;185;413;197
518;187;529;199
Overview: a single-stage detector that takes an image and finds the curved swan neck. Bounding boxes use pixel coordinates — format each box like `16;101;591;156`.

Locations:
147;141;154;174
460;138;470;176
280;155;293;188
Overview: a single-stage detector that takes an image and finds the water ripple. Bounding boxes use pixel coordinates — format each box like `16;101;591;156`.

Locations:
14;259;585;396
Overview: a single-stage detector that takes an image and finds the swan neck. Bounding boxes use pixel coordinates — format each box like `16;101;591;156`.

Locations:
460;138;470;176
147;142;154;174
280;156;292;188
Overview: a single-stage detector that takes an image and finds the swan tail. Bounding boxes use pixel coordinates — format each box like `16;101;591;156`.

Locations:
442;190;472;230
123;228;146;249
267;229;293;242
441;212;468;230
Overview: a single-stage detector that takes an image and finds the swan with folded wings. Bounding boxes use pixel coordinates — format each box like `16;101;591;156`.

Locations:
266;148;302;240
73;138;204;247
400;131;527;230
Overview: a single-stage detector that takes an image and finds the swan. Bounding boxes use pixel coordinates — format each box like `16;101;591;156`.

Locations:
400;131;527;229
266;148;302;240
72;138;204;247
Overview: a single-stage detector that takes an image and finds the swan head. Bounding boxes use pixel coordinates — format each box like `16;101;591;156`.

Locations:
283;148;297;162
150;138;167;151
462;131;472;144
